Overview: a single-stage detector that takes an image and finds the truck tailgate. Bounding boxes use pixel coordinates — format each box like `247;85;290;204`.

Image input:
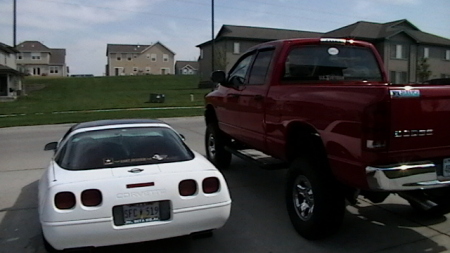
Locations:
389;85;450;153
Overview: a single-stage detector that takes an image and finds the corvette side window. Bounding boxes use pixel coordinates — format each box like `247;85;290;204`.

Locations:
228;54;254;86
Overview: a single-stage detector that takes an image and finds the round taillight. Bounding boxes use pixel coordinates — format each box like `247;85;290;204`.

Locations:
202;177;220;194
54;192;76;210
81;189;103;207
179;179;197;196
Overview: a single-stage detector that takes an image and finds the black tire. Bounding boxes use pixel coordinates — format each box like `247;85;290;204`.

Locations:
285;158;345;240
43;234;61;253
205;123;232;169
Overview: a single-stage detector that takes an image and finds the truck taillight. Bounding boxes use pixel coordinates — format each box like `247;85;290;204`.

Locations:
81;189;102;207
179;179;197;196
362;102;390;151
202;177;220;194
54;192;76;210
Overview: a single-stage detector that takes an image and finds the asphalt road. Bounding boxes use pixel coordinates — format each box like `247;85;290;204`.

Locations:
1;116;450;253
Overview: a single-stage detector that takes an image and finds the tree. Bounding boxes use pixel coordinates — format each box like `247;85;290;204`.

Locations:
417;57;432;83
214;46;228;71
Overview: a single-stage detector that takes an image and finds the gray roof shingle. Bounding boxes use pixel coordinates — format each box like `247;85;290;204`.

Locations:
106;42;175;56
0;42;19;54
197;25;323;47
175;61;199;70
325;19;450;46
49;49;66;65
16;41;51;52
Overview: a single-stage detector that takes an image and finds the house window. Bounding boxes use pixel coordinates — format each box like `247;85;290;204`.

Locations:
233;42;240;54
390;71;408;84
146;54;150;59
127;54;132;61
49;66;59;74
391;44;407;59
424;47;429;58
445;50;450;61
145;67;151;73
31;53;41;60
17;54;22;60
133;67;138;72
200;49;204;60
116;55;121;61
151;54;157;62
163;54;169;62
160;68;170;75
32;67;41;76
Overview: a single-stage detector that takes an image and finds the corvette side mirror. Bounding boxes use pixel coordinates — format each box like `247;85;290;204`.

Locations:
44;142;57;151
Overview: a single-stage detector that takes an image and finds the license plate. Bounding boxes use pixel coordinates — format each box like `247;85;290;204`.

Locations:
444;158;450;178
123;202;160;225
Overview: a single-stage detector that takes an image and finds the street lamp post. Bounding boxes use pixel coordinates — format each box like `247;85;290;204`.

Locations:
13;0;17;46
211;0;215;72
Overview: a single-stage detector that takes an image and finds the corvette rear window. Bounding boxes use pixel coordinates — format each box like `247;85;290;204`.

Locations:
56;127;194;170
283;45;382;82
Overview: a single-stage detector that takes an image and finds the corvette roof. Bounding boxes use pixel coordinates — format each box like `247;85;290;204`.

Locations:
71;119;166;131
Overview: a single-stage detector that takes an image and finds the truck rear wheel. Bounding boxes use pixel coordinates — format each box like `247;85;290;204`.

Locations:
205;123;231;169
286;158;345;240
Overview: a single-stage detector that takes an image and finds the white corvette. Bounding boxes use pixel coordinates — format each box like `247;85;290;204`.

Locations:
39;119;231;252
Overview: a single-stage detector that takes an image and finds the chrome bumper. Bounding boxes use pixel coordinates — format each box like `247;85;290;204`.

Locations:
366;161;450;191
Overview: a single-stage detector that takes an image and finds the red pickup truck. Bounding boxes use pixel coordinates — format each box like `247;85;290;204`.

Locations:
204;38;450;239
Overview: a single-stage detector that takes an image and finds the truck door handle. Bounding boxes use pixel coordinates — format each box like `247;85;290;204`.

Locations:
254;95;263;101
228;93;240;98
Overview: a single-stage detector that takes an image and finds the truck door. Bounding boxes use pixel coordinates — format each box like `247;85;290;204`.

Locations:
217;52;256;139
236;49;275;150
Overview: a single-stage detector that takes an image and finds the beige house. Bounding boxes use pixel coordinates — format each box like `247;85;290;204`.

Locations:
15;41;68;77
106;42;175;76
0;42;23;100
197;20;450;84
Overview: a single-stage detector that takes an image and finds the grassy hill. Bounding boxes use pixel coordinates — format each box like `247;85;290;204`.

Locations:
0;75;210;127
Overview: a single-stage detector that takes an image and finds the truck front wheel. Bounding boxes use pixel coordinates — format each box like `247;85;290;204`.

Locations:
286;158;345;240
205;123;231;169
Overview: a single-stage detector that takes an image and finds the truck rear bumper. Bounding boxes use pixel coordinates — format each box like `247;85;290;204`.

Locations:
366;161;450;191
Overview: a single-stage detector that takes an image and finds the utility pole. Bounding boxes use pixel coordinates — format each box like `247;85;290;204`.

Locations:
13;0;17;46
211;0;215;71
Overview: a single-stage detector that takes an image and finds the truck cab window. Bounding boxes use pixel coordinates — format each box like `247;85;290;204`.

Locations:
248;50;274;85
228;54;254;85
283;45;382;82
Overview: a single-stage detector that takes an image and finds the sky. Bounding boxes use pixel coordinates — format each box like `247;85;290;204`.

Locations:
0;0;449;76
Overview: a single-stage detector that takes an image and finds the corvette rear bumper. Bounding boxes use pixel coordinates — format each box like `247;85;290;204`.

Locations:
41;201;231;250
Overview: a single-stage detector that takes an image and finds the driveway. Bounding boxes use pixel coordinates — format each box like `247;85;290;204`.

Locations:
0;117;449;253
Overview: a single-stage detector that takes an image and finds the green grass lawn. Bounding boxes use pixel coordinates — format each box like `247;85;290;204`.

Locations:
0;75;210;127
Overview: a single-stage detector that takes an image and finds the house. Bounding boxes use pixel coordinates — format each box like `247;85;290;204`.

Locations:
325;19;450;83
106;42;175;76
0;42;23;100
197;20;450;84
175;61;199;75
15;41;68;77
196;25;323;81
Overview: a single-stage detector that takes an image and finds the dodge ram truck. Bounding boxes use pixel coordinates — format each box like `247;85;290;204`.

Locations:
204;38;450;240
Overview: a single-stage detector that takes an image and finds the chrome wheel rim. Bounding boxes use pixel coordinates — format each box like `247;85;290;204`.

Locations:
292;175;314;221
207;133;216;159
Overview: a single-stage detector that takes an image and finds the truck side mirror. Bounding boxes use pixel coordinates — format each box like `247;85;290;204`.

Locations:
211;70;227;85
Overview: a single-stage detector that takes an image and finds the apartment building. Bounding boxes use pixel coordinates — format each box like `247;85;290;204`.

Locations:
197;20;450;84
0;42;22;100
106;42;175;76
15;41;68;77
